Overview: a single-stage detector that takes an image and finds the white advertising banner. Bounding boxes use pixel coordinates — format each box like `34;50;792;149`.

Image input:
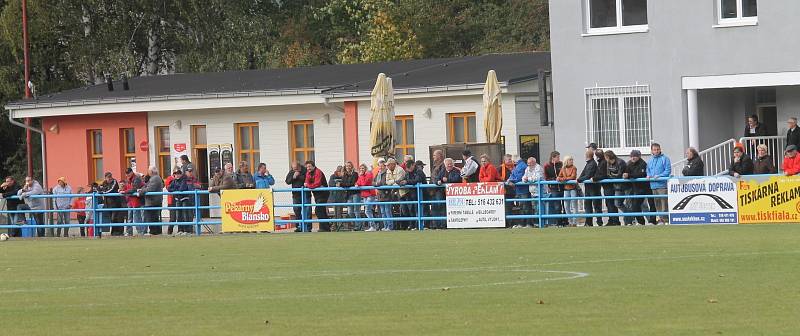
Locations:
446;182;506;228
668;176;739;224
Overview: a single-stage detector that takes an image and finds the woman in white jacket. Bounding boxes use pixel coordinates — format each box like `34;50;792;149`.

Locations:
520;157;544;228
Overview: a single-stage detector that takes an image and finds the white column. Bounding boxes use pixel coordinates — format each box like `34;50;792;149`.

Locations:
687;89;699;149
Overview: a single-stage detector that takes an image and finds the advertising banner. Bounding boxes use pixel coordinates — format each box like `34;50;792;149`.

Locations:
221;144;234;169
221;189;275;232
446;182;506;228
668;176;738;224
737;175;800;224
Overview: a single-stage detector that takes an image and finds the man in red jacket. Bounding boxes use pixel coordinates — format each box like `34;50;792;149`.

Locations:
121;168;145;236
304;161;330;231
783;145;800;176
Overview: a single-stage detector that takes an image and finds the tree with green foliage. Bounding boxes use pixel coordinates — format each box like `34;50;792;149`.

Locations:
0;0;550;180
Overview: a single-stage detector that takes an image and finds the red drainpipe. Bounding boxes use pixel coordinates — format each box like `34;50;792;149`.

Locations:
22;0;33;178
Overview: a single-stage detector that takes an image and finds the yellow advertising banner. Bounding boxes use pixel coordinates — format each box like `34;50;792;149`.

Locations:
737;175;800;224
221;189;276;232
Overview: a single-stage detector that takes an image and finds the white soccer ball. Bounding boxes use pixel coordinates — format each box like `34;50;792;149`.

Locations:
0;233;9;241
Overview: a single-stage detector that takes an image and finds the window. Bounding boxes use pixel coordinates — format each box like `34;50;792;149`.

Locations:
191;125;209;185
586;0;648;34
289;120;315;164
718;0;757;25
88;130;103;182
120;128;135;173
155;126;171;177
236;123;260;171
395;115;415;161
585;85;652;151
448;112;477;144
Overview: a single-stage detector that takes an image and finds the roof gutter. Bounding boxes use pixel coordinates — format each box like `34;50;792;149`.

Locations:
7;111;47;188
325;82;512;99
5;88;327;111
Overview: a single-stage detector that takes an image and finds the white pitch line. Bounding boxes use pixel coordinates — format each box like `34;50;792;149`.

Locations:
1;250;798;297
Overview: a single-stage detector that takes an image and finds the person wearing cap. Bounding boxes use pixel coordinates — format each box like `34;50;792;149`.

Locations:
460;150;480;183
783;145;800;176
478;154;501;182
646;143;672;224
623;150;648;225
728;145;754;178
586;143;598;151
52;177;73;237
122;168;146;236
681;147;705;177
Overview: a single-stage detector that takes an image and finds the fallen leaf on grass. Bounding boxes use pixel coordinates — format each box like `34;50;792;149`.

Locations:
537;300;545;305
707;299;718;303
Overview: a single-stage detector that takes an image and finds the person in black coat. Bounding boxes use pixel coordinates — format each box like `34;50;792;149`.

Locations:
682;147;705;176
623;150;648;225
729;146;754;177
99;172;126;236
604;151;626;226
577;149;601;227
743;115;767;137
285;161;307;229
592;149;618;225
786;117;800;150
1;176;22;236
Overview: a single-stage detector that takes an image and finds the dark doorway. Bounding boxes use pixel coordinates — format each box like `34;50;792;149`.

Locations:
758;106;778;136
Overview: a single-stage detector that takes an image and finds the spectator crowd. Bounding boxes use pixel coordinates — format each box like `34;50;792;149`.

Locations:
3;116;800;238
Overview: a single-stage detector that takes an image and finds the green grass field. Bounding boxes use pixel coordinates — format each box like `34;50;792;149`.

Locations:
1;225;799;335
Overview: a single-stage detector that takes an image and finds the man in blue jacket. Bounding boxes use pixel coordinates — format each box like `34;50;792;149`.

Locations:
646;143;672;224
505;156;529;228
254;163;275;189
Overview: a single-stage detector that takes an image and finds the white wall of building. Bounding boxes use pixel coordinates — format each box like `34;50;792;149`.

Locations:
355;93;523;175
147;104;345;213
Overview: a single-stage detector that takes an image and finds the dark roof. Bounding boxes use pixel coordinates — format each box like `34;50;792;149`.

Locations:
9;52;550;108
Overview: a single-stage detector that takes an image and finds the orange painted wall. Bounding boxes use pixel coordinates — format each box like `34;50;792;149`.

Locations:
344;101;359;164
41;113;150;190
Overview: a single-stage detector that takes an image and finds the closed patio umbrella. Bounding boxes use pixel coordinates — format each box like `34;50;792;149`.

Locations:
370;73;395;160
483;70;503;143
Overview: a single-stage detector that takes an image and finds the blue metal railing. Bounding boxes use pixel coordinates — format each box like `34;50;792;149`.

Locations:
0;176;692;238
